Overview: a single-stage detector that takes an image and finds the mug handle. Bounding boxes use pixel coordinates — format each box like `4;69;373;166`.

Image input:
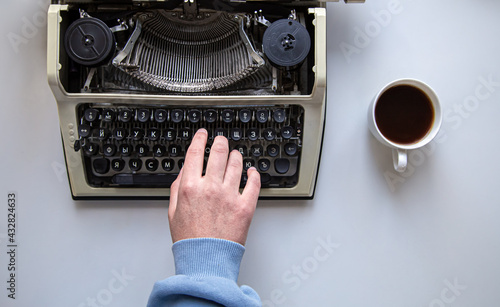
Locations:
392;148;407;173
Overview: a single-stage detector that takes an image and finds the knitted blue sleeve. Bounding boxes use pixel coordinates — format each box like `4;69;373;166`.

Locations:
147;238;261;307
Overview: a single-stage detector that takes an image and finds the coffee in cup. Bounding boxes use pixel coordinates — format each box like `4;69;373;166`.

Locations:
368;79;442;172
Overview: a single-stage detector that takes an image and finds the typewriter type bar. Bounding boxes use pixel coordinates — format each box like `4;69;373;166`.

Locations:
47;0;364;200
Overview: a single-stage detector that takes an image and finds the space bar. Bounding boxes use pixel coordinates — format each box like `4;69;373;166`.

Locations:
112;174;179;186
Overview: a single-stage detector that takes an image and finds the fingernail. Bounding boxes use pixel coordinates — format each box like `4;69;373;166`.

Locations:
197;128;208;134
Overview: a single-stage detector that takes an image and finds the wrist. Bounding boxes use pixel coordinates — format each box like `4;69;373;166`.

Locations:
172;238;245;282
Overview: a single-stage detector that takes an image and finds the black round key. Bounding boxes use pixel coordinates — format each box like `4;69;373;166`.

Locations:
284;143;298;156
256;109;268;123
267;144;280;157
154;109;168;123
118;109;133;122
222;109;235;123
164;128;176;141
119;144;132;156
251;145;263;157
78;124;91;138
136;144;149;156
145;159;159;172
171;109;184;123
93;158;109;174
169;144;181;157
204;109;217;123
263;128;276;141
113;127;127;141
97;128;110;140
153;144;166;157
131;128;144;140
148;128;160;141
239;109;252;123
243;159;255;171
235;145;247;156
258;159;271;172
214;128;227;138
274;158;290;174
205;145;212;157
162;158;174;171
247;128;259;141
178;159;185;169
102;109;115;122
230;128;242;141
84;143;99;156
103;144;116;157
129;159;142;171
180;128;192;141
281;126;294;139
273;109;286;123
111;159;125;172
84;109;100;122
137;109;150;122
188;110;202;123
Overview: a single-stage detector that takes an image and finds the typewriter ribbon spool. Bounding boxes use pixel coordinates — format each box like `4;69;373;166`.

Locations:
64;17;116;66
262;19;311;68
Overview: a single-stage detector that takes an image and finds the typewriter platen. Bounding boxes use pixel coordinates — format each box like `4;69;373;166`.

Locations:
47;0;363;200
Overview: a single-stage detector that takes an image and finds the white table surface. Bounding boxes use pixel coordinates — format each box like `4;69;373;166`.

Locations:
1;0;500;306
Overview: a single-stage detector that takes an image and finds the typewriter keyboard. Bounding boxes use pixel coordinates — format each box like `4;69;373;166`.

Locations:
75;104;304;189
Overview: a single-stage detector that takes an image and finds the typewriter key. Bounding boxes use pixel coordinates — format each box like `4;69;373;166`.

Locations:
267;144;280;157
281;126;294;139
84;108;99;122
243;159;255;171
102;109;115;122
93;158;110;174
230;128;242;141
103;144;116;157
78;124;91;138
204;110;217;123
284;143;298;156
274;158;290;174
64;17;116;66
239;109;252;123
258;159;271;172
113;128;127;140
111;159;125;172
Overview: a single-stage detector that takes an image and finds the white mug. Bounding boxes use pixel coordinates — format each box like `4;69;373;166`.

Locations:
368;79;442;172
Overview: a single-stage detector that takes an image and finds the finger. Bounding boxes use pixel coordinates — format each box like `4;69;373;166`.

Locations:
223;150;243;187
241;167;261;209
168;168;183;221
181;129;207;180
205;135;229;181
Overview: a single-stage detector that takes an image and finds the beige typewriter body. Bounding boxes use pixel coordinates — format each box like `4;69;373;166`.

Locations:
48;0;362;199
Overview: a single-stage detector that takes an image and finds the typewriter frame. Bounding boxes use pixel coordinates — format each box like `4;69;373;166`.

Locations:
48;3;328;200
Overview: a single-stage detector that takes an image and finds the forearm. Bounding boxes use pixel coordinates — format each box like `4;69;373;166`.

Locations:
147;238;261;307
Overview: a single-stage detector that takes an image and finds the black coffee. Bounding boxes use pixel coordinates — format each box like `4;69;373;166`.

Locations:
375;85;434;145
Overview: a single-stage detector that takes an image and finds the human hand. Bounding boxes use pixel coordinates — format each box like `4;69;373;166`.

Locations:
168;129;261;246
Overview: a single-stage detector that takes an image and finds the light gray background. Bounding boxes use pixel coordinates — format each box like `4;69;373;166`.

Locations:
1;0;499;306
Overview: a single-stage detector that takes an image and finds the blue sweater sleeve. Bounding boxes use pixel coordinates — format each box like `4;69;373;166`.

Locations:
147;238;261;307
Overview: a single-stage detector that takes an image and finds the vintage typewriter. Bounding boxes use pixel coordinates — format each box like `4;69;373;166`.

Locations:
47;0;363;200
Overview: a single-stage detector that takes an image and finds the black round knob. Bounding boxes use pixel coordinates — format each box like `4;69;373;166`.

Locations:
262;19;311;68
64;17;115;66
